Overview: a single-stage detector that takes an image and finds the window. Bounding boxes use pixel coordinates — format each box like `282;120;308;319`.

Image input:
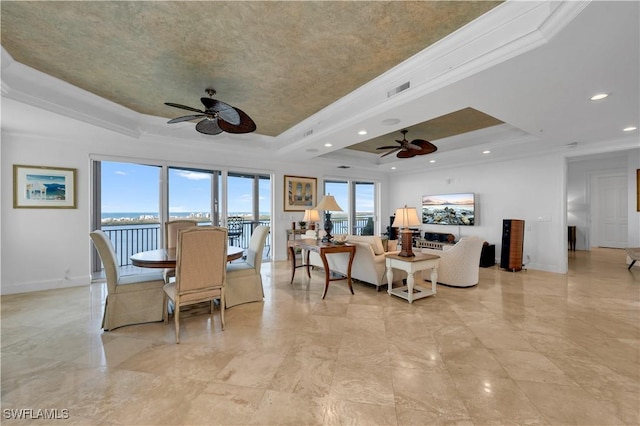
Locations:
168;167;216;225
91;159;272;274
323;179;377;236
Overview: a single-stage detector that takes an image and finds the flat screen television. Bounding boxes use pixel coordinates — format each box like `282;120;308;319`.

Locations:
422;193;475;226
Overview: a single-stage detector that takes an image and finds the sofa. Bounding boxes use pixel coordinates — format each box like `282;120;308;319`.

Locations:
420;237;485;287
305;233;406;291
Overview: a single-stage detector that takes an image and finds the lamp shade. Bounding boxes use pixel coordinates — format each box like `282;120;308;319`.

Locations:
392;206;421;228
302;209;320;222
314;195;343;212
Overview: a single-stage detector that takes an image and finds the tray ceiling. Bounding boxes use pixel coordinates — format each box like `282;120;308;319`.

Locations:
347;108;504;154
0;1;500;137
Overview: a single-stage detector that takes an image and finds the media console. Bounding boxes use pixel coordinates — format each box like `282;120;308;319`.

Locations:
414;232;456;250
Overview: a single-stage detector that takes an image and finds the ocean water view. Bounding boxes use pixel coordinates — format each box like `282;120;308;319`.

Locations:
101;212;270;225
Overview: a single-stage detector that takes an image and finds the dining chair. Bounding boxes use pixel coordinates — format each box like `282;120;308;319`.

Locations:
163;219;198;283
90;230;165;331
227;216;244;246
163;226;228;343
225;225;270;308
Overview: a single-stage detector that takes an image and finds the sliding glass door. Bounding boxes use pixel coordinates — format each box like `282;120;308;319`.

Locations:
227;172;271;251
323;179;377;236
168;167;216;225
95;161;161;268
92;159;272;274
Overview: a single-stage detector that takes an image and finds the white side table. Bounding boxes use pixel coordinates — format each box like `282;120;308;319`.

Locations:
386;253;440;303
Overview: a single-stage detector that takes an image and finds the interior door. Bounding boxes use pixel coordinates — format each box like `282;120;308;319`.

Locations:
593;174;627;248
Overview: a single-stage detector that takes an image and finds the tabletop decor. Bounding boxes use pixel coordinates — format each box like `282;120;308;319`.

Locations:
302;209;320;231
392;205;421;257
13;164;77;208
315;194;343;243
284;175;317;211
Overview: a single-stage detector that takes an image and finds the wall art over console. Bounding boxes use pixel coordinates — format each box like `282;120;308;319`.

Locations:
284;175;317;212
13;164;77;209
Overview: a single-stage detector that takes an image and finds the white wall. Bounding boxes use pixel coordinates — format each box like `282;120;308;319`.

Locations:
0;105;387;295
2;101;637;294
389;153;567;273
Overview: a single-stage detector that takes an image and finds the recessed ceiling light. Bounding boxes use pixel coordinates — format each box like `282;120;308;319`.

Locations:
324;143;332;147
306;148;319;153
482;150;491;154
390;166;396;170
358;130;367;135
429;160;436;163
590;93;609;101
381;118;401;126
623;126;637;132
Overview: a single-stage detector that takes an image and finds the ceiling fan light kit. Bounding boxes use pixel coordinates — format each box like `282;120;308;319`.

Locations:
377;129;437;159
165;88;256;135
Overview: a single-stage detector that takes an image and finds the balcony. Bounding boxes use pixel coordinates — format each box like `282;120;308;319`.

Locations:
99;216;373;268
101;220;271;267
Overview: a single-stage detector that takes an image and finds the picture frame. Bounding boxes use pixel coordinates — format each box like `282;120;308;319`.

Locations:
13;164;77;209
637;169;640;212
284;175;317;211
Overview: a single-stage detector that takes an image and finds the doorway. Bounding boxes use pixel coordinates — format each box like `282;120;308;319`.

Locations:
591;173;628;248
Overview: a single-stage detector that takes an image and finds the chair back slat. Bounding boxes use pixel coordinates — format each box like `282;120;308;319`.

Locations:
165;219;198;249
175;227;228;293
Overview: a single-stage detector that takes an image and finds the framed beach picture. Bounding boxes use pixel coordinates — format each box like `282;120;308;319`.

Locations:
284;175;317;211
13;164;77;209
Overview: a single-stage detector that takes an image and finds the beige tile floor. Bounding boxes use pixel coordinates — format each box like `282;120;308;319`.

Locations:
1;248;638;425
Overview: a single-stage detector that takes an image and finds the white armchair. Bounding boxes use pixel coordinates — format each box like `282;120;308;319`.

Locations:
420;237;485;288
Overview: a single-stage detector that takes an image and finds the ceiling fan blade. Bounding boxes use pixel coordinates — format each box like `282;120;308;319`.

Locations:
200;98;241;125
380;148;401;158
376;145;401;150
218;108;257;134
164;102;205;114
412;140;438;155
167;114;205;124
397;149;418;159
195;118;223;135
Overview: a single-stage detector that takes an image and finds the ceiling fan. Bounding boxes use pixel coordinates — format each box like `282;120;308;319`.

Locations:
377;129;437;158
165;88;256;135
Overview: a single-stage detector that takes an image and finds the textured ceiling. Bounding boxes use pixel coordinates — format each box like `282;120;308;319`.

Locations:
0;1;500;137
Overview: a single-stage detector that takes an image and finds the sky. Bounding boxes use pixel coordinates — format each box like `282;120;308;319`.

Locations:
101;161;372;215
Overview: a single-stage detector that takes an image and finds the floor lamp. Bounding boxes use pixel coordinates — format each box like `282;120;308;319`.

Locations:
314;194;343;243
392;205;421;257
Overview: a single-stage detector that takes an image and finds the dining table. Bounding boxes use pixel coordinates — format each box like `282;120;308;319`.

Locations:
130;245;244;268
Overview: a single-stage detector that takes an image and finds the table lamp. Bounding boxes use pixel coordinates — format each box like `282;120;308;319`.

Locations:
392;205;421;257
314;194;343;243
302;209;321;236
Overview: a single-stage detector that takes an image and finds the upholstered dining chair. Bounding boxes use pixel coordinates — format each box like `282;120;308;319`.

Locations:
225;225;270;308
163;226;228;343
163;219;198;283
90;230;165;331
